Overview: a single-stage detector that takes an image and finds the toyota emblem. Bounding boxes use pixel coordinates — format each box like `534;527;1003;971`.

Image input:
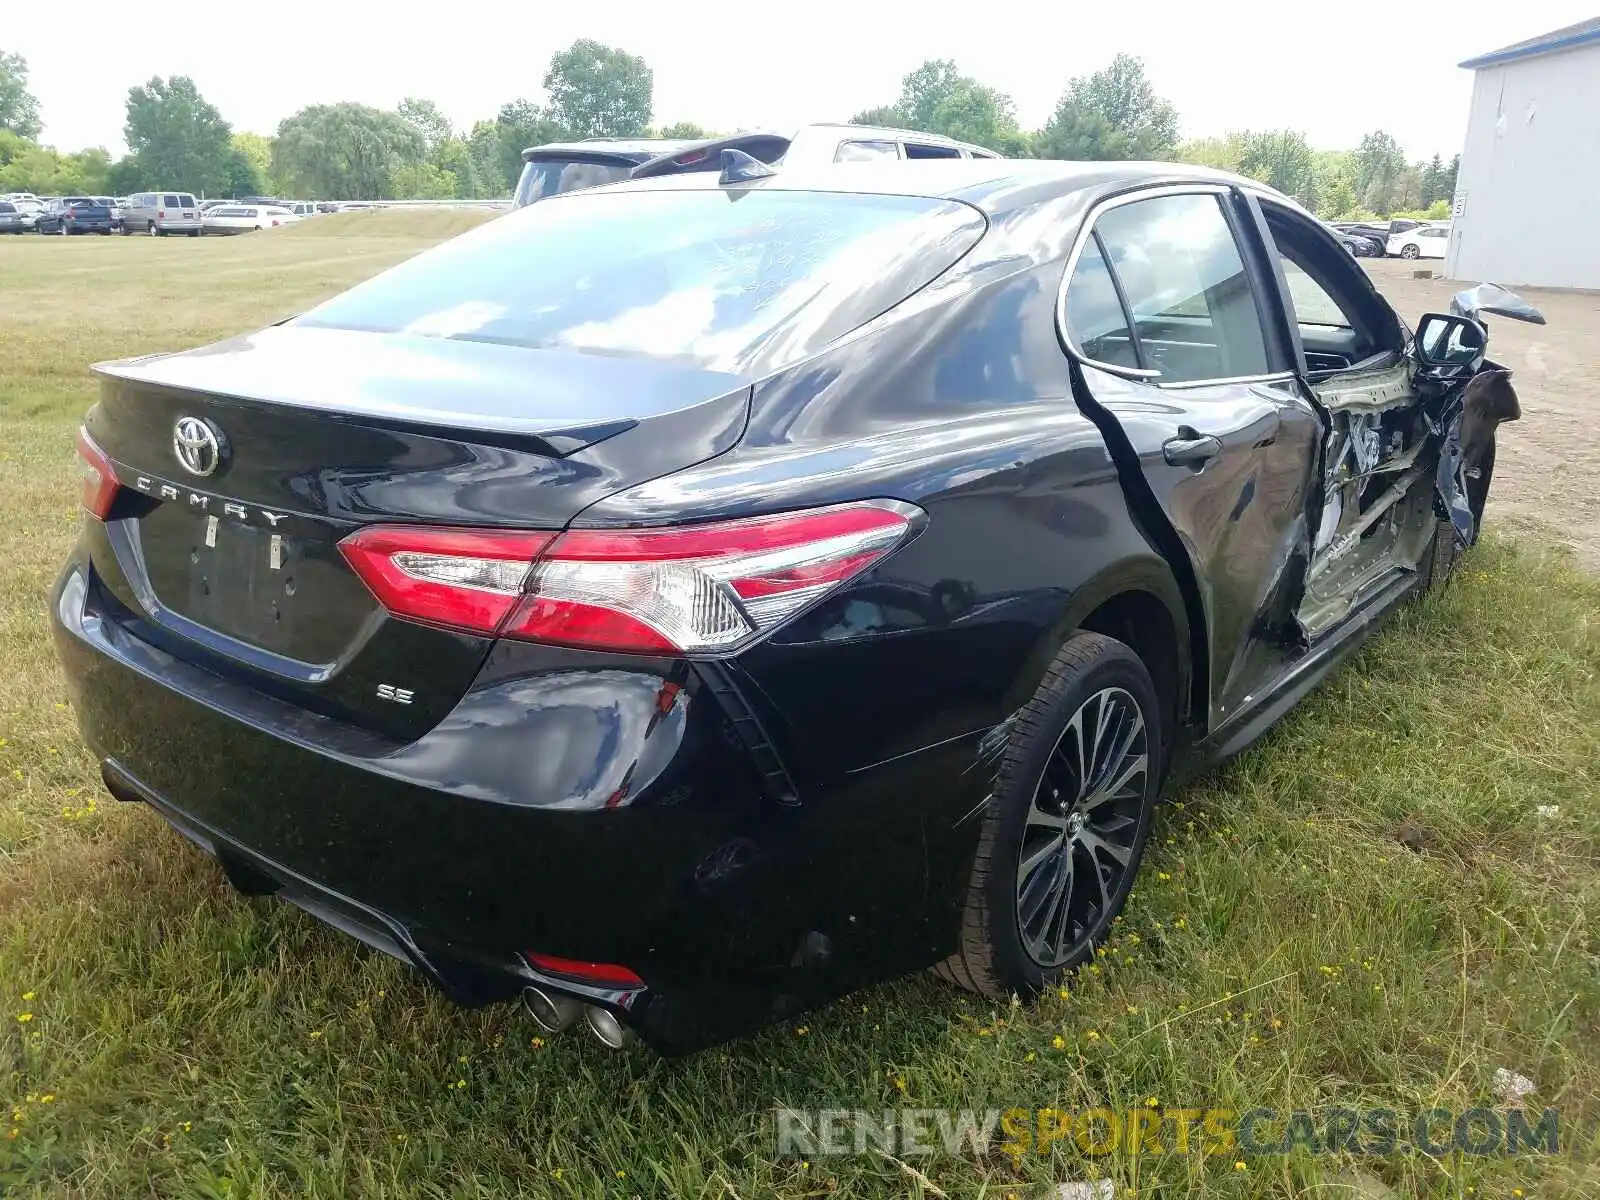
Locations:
172;416;226;477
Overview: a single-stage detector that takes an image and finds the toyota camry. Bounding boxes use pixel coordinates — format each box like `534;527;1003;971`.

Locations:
52;156;1539;1053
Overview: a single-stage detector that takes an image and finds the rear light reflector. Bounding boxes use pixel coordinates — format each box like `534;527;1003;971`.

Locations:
338;525;554;634
338;500;920;652
522;953;644;988
75;427;119;519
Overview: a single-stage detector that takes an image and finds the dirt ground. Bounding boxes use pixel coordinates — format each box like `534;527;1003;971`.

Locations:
1362;258;1600;569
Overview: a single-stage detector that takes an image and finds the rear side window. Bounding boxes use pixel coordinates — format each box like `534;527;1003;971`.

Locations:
298;189;986;377
1069;193;1269;383
513;158;633;207
903;142;961;160
836;141;899;162
1063;236;1140;370
179;195;196;208
0;203;14;214
162;194;180;207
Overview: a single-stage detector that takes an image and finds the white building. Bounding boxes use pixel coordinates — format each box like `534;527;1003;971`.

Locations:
1447;16;1600;289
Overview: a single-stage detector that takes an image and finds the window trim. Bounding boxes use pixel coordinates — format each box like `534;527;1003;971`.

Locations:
1055;182;1291;388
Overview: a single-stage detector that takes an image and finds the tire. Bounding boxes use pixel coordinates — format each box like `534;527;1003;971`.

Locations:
935;631;1162;999
149;221;162;237
121;223;131;235
1400;244;1420;260
1418;518;1460;595
187;229;200;237
57;222;68;236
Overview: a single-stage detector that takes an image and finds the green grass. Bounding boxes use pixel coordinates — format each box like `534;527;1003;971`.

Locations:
2;214;1597;1198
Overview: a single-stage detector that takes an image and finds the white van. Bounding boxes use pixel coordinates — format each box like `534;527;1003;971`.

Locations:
121;191;201;236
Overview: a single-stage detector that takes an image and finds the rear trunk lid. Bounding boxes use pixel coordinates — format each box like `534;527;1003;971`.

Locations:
85;325;750;738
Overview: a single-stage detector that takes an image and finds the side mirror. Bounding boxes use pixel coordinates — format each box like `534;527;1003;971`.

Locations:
1414;313;1487;371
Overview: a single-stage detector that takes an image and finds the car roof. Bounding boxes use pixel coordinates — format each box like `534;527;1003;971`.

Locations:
567;158;1280;219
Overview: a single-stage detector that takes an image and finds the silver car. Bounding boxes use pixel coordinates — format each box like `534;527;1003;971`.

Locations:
120;191;202;236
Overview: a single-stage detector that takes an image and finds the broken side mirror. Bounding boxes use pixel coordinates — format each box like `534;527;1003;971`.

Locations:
1414;313;1487;376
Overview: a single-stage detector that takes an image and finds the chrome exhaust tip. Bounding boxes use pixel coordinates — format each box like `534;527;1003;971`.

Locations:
521;986;581;1033
583;1004;633;1049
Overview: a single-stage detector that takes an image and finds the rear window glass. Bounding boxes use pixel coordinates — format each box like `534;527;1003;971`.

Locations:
179;195;196;208
297;189;986;376
513;157;634;207
162;194;180;206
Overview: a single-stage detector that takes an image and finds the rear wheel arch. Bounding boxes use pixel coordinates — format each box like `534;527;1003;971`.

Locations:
1014;557;1198;775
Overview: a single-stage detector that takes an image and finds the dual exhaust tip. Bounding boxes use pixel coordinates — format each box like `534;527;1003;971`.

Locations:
521;985;632;1050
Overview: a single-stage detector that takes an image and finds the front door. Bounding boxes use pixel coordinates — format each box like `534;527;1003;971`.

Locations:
1061;187;1321;731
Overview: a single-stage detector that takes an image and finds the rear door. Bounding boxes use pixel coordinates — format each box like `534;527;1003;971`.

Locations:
1061;185;1321;730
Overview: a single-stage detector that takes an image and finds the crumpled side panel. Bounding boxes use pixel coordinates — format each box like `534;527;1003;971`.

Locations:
1432;366;1521;547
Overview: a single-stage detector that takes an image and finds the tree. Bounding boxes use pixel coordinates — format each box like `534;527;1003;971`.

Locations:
273;103;423;199
467;120;507;195
1353;130;1406;215
1051;54;1179;159
1236;130;1319;208
391;159;456;199
656;120;710;140
123;76;236;194
542;39;652;138
851;59;1023;153
0;133;111;194
1177;133;1249;171
1;48;42;139
398;97;453;156
491;99;561;192
433;136;479;197
849;104;906;127
1035;104;1135;161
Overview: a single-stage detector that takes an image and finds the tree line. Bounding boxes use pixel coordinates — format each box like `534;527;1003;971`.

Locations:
1;43;1456;219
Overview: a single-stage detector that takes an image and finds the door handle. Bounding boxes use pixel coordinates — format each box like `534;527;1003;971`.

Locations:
1162;432;1223;467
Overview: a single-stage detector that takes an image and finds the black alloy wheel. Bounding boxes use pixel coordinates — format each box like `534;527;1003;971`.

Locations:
935;631;1161;998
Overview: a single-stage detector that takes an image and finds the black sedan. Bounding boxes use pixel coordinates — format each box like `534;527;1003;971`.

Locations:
53;159;1536;1053
37;197;114;235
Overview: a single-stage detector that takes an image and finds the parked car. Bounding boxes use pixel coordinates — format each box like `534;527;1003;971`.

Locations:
1328;222;1390;252
511;138;697;208
121;191;202;236
1323;223;1382;257
203;204;299;234
92;196;123;231
1388;222;1451;259
10;198;43;230
53;160;1539;1054
287;202;321;218
36;197;114;235
628;123;1001;181
0;199;29;233
511;125;1005;210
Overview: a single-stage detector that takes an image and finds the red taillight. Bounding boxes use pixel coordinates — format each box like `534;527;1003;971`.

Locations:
338;500;919;653
507;500;918;653
337;525;554;634
523;953;644;988
270;219;280;227
75;427;119;519
157;209;165;218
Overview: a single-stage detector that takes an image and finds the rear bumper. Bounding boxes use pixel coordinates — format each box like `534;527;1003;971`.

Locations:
65;220;113;233
52;557;972;1050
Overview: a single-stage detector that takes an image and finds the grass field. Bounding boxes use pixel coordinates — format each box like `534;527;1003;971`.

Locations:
2;217;1598;1198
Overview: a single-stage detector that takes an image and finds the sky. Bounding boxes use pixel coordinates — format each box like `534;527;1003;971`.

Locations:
15;1;1600;161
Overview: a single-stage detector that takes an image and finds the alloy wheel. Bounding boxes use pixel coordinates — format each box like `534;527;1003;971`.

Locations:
1014;686;1148;968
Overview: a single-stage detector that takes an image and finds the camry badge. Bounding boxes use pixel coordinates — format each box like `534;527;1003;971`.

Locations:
172;416;226;477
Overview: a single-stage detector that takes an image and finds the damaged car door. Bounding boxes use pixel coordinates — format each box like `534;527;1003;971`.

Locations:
1251;199;1537;643
1060;186;1323;729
